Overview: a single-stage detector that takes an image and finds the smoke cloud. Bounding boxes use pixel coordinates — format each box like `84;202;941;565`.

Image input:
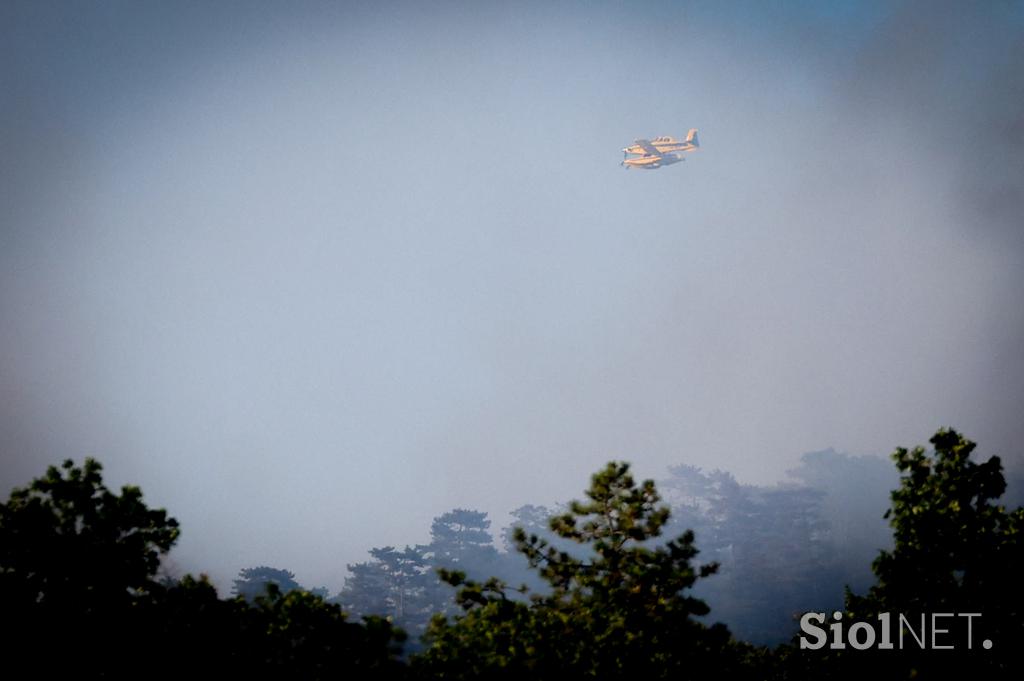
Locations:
1;1;1021;592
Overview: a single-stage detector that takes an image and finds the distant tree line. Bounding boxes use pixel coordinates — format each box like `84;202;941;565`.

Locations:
311;447;899;645
1;428;1020;678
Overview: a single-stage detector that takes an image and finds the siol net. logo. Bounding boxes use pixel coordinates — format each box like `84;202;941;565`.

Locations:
799;611;992;651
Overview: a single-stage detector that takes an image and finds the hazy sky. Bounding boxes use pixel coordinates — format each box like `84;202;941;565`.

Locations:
3;0;1022;592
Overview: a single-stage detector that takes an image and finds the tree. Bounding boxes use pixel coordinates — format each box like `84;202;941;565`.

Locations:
496;504;571;595
0;458;179;604
415;462;751;680
429;508;498;571
231;565;302;602
338;558;393;616
233;584;407;678
839;429;1024;679
370;545;432;623
425;508;501;619
339;511;503;643
123;575;407;679
338;544;441;639
1;459;410;678
0;458;180;675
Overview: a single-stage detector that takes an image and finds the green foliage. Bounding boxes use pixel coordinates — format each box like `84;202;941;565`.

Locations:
858;429;1020;612
415;461;752;680
838;428;1024;679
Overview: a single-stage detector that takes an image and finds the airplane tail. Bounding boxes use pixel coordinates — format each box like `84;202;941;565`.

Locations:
686;128;699;147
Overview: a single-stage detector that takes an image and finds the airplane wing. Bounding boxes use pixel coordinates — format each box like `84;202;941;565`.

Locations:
634;139;662;156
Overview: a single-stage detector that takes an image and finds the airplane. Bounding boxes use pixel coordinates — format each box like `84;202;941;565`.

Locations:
621;128;699;170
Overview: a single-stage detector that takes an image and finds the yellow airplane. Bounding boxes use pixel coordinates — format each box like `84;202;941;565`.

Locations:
621;129;699;170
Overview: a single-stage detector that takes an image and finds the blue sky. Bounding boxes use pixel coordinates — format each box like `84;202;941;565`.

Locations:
2;0;1022;592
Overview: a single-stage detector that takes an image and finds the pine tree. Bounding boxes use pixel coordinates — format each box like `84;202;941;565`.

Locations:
416;462;750;679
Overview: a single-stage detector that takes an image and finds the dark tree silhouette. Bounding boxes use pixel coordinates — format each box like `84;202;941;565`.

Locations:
0;458;180;675
839;429;1024;680
232;565;302;602
0;458;407;679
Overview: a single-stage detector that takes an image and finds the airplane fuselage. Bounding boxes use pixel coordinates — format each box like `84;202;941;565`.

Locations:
622;140;694;155
621;152;684;169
